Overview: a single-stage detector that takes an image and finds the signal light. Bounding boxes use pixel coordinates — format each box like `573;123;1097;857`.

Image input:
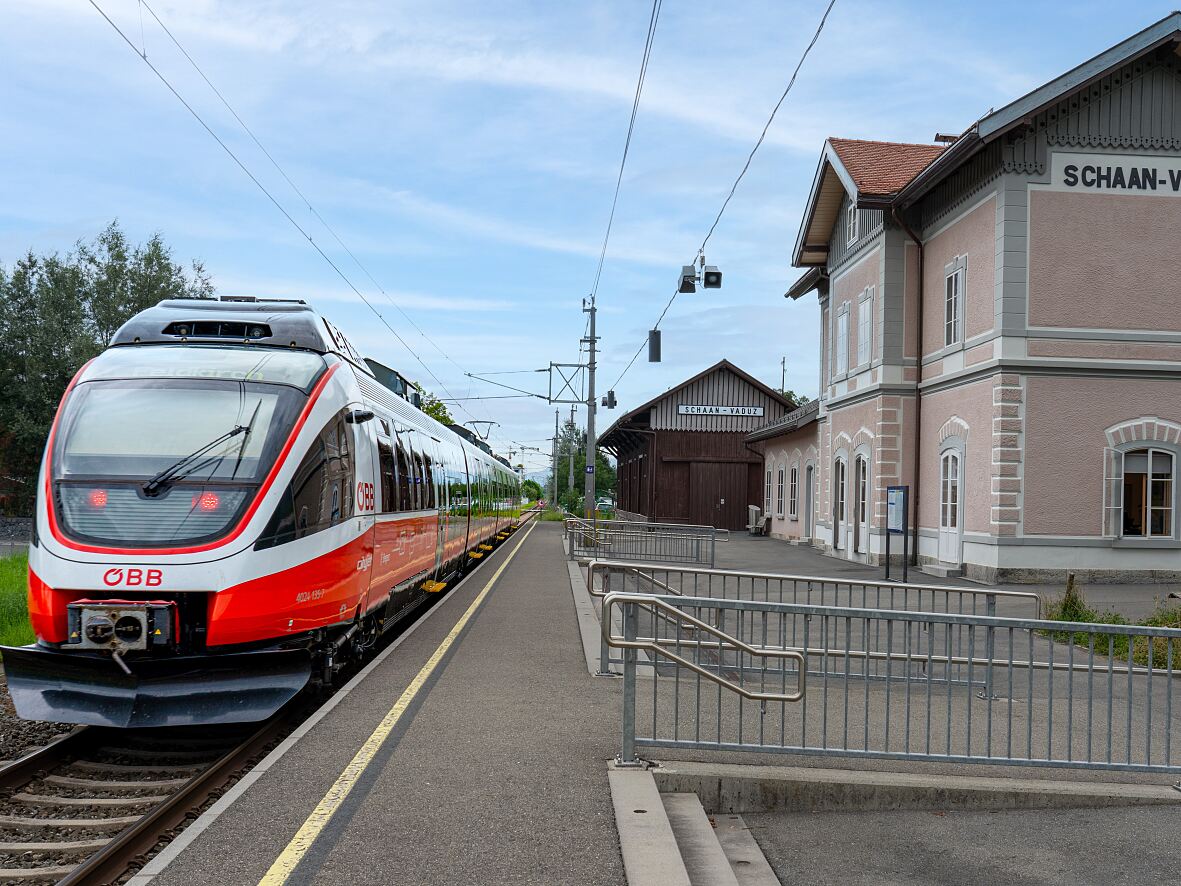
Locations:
88;489;108;508
192;491;220;512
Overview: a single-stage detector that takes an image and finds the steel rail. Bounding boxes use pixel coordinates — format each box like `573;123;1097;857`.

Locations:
0;727;95;793
56;714;294;886
601;591;806;702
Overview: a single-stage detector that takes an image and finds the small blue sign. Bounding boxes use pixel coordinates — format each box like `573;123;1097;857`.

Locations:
585;465;594;473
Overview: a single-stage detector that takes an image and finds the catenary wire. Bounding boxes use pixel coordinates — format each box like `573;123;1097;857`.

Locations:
136;0;508;437
609;0;837;390
88;0;526;453
587;0;661;307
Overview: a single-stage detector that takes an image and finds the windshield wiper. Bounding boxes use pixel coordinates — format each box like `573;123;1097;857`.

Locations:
142;425;249;497
229;400;263;482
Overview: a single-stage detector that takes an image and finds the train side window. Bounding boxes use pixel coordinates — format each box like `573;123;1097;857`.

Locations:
256;410;354;549
410;443;424;510
378;437;395;513
422;446;436;509
395;436;412;512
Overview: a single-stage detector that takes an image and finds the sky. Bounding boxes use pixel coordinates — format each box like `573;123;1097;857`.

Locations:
1;0;1176;475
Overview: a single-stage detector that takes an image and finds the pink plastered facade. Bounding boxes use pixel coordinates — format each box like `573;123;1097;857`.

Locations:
760;36;1181;582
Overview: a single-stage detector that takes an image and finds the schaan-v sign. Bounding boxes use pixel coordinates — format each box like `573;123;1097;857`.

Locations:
677;404;765;416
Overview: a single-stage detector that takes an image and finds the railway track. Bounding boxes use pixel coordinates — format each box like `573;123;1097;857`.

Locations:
0;713;296;885
0;512;538;885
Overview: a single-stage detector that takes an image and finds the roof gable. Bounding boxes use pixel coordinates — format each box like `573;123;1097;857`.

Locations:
792;138;943;266
599;359;793;444
898;12;1181;205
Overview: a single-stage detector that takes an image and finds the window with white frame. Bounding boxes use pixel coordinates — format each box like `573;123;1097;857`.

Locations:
788;465;799;518
835;309;849;375
775;465;786;517
1103;446;1175;538
846;203;858;246
944;259;965;347
857;287;873;366
765;467;772;515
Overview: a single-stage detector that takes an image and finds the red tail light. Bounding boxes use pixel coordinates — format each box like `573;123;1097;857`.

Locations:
192;491;220;512
88;489;108;508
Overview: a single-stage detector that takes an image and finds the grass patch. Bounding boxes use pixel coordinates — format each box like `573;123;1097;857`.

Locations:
1042;576;1181;669
0;552;34;648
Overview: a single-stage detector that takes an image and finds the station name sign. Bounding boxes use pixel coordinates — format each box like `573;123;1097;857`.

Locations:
677;404;765;416
1051;152;1181;195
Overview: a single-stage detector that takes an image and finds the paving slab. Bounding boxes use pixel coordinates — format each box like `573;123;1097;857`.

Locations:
148;522;625;886
745;805;1181;886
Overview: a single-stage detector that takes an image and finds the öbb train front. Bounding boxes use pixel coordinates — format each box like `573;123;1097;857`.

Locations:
2;297;481;728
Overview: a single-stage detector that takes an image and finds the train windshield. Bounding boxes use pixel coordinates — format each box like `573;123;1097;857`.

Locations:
51;347;323;547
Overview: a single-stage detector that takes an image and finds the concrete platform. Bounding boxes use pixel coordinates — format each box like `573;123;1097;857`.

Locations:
138;521;626;886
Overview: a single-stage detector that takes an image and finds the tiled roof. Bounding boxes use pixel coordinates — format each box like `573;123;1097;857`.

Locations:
828;138;946;198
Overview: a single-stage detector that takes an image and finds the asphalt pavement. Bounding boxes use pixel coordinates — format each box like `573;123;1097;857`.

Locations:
746;805;1180;885
148;521;625;886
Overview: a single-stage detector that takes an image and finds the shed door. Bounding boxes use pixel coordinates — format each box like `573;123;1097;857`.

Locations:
689;462;748;530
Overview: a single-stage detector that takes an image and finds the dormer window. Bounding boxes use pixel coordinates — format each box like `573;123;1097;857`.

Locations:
846;203;858;246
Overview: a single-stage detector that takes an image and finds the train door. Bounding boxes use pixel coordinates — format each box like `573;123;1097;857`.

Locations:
371;421;398;606
347;402;377;614
425;437;444;573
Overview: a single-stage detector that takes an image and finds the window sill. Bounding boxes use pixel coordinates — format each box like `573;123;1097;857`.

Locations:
1112;537;1181;549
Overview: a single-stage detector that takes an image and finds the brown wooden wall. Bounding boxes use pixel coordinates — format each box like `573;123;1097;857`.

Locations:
616;430;762;530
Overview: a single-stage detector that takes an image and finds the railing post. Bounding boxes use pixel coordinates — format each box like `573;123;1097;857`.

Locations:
983;593;996;699
619;600;639;765
599;571;613;675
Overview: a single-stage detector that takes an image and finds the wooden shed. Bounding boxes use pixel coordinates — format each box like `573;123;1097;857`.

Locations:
599;360;794;530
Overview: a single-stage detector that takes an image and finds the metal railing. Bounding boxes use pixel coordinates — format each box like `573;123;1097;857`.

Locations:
605;591;805;764
566;521;723;567
565;517;729;541
587;559;1042;681
603;590;1181;773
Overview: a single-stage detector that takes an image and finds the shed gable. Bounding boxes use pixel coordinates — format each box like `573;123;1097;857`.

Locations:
650;367;787;432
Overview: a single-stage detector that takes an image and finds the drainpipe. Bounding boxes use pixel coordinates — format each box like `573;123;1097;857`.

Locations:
891;205;923;568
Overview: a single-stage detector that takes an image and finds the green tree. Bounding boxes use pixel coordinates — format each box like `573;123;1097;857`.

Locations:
521;479;543;501
412;383;455;425
550;419;617;505
0;221;213;514
778;389;809;410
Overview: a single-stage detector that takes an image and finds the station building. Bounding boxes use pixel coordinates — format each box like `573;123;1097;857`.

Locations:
751;14;1181;582
599;360;793;530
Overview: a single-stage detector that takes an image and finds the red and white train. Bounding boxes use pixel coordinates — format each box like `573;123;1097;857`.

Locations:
3;297;521;728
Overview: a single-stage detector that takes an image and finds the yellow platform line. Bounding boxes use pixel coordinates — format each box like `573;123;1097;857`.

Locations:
258;519;537;885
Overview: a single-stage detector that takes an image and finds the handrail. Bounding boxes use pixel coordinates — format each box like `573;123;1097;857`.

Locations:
602;591;806;702
565;517;729;540
586;559;1042;617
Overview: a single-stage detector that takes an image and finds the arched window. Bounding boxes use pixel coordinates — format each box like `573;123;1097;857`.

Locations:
775;464;786;518
1107;447;1175;538
788;464;799;519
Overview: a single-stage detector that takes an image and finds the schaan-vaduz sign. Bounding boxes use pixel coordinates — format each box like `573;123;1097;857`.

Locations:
1050;151;1181;195
677;404;765;416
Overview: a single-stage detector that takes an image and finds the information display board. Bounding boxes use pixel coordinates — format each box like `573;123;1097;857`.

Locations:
884;485;909;583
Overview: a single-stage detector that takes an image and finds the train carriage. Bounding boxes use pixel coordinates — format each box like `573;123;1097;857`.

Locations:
2;297;520;728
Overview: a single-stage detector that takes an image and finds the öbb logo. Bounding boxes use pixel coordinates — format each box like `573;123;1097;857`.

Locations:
102;568;163;587
356;481;375;512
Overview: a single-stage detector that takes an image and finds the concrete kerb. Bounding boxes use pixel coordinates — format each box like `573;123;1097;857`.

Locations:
608;768;691;886
646;760;1181;815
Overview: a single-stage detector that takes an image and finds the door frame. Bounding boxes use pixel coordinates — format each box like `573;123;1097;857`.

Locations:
803;463;814;540
853;452;870;558
833;455;848;552
938;447;963;565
